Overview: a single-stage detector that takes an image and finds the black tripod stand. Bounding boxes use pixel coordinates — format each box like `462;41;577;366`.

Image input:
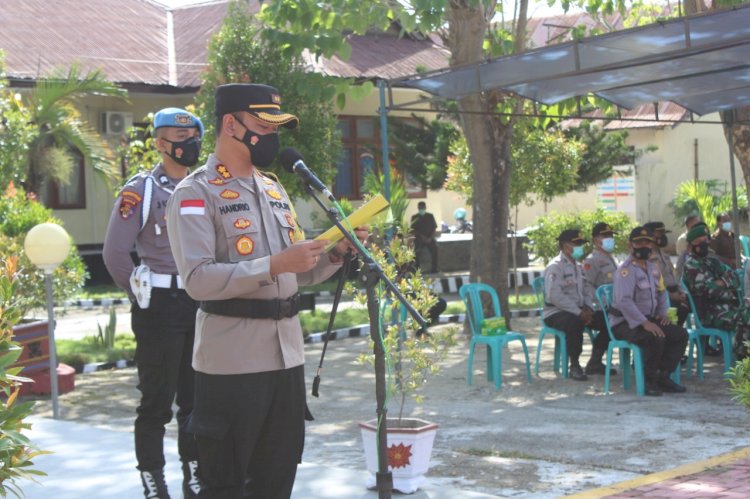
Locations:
305;186;427;499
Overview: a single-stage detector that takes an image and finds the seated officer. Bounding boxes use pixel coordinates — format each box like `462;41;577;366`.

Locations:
610;227;688;396
644;221;689;326
683;223;750;359
543;229;600;381
582;222;618;375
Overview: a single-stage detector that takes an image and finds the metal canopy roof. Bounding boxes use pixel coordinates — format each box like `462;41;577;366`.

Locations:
398;5;750;117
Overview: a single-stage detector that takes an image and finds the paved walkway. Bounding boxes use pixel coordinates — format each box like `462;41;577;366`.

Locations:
19;413;750;498
17;416;499;499
567;448;750;498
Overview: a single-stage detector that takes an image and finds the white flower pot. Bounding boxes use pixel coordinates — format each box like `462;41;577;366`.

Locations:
359;417;438;494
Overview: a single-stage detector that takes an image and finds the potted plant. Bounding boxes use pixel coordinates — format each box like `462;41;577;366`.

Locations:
354;235;456;494
0;184;86;374
0;255;49;494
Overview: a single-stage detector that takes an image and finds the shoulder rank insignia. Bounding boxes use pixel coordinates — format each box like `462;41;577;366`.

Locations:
216;164;232;179
236;235;254;255
220;189;240;199
266;189;282;200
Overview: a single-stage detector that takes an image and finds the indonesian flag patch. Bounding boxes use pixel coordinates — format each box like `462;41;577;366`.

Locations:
180;199;205;215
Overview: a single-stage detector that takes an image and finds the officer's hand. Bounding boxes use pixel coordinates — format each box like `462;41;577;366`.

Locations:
642;320;665;338
330;226;369;262
656;315;671;326
579;308;593;324
715;278;727;288
271;240;327;276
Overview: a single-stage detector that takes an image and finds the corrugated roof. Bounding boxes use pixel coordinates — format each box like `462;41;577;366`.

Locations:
0;0;448;89
1;0;170;86
313;33;450;80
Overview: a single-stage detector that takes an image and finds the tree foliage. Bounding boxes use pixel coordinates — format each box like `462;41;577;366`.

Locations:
116;112;162;189
387;116;460;191
0;184;86;316
525;208;637;264
671;179;748;231
0;53;37;193
563;122;633;191
259;0;636;322
22;64;127;196
195;1;344;200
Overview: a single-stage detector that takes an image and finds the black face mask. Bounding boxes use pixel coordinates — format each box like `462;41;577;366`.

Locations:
163;136;201;167
692;241;710;258
656;234;668;248
233;117;279;168
632;246;652;260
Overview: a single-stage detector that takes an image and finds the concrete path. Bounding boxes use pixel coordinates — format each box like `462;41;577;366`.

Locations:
18;416;500;499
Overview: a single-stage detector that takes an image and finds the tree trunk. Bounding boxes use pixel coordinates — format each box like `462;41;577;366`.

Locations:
722;108;750;206
447;0;525;325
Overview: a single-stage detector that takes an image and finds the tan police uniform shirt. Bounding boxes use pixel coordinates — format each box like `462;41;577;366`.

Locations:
543;251;589;320
651;249;677;289
583;248;617;306
166;154;341;375
611;256;667;329
103;164;181;299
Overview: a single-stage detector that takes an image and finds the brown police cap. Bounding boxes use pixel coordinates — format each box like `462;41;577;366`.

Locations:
214;83;299;129
629;226;655;242
558;229;587;244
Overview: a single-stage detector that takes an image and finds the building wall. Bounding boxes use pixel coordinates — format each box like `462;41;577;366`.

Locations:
629;113;743;235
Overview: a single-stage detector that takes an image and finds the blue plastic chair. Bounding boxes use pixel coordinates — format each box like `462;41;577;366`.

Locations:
531;276;569;378
739;234;750;258
680;278;734;378
459;283;532;389
596;285;647;396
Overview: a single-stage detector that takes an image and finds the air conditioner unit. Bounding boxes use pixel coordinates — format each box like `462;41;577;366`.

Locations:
102;111;133;136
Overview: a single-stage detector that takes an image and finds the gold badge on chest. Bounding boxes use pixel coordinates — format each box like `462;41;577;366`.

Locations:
236;235;254;255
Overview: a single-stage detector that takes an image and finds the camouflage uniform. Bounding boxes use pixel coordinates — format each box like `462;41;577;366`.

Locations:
683;253;750;354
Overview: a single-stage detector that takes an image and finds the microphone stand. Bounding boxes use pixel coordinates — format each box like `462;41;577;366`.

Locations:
304;185;427;499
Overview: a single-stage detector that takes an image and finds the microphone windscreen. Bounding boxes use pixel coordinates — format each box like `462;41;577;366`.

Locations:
279;147;304;173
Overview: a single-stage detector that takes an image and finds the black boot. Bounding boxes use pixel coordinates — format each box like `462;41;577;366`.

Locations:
585;349;617;375
140;469;170;499
656;371;686;393
182;460;201;498
569;363;588;381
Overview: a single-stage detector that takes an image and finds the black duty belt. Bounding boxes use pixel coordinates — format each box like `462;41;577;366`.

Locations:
199;293;300;320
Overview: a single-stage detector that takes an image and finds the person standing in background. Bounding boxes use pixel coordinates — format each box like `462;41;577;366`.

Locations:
410;201;439;273
103;108;204;498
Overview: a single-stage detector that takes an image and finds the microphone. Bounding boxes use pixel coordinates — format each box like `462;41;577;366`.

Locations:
279;147;334;200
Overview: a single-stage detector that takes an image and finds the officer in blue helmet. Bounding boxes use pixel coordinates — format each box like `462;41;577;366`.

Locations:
103;107;204;498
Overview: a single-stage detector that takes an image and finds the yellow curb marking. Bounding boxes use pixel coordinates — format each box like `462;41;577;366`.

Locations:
562;446;750;498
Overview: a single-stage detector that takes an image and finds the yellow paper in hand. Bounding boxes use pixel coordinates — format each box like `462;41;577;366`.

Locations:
314;194;389;250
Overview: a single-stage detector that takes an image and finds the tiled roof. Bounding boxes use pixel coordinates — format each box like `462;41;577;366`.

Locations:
0;0;448;89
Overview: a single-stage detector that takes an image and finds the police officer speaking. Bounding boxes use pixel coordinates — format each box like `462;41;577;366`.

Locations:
103;108;204;498
166;83;367;498
610;227;688;396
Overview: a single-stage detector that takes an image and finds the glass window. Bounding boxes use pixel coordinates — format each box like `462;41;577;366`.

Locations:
44;149;86;209
356;118;375;139
335;148;353;198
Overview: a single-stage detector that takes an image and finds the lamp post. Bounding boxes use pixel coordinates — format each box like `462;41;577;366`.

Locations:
23;222;71;419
